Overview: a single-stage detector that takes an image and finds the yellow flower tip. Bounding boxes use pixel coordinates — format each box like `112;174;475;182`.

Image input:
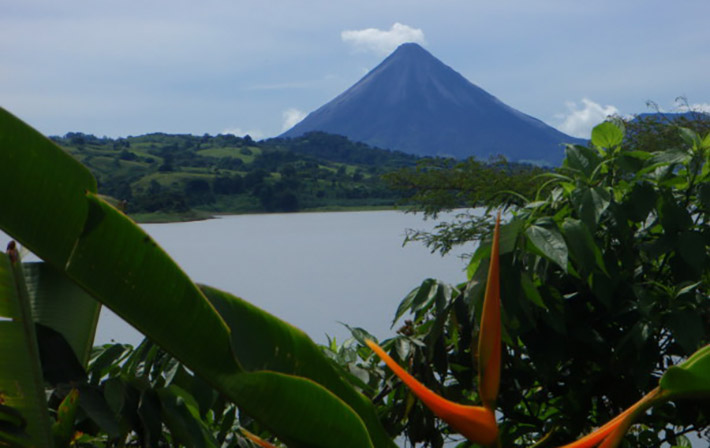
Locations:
240;428;279;448
365;339;499;446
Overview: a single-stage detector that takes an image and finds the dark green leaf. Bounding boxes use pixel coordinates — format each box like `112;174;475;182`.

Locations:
678;230;706;268
76;384;123;438
0;252;53;448
525;224;568;271
342;323;377;347
698;182;710;211
35;323;87;385
88;344;130;384
659;195;693;234
23;262;100;367
392;279;436;326
137;390;163;448
667;310;705;354
157;386;215;448
571;186;610;229
562;218;607;276
564;145;602;179
624;182;657;222
520;273;546;309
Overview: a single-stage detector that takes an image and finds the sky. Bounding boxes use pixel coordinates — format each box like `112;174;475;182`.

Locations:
2;0;709;141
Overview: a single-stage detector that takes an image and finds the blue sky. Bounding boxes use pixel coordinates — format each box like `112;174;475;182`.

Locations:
2;0;709;140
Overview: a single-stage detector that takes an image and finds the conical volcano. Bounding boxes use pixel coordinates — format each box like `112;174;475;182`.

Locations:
281;43;581;165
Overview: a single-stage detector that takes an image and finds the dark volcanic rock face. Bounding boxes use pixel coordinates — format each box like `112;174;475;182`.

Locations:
281;43;583;165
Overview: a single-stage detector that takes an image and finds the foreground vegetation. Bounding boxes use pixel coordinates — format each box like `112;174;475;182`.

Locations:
0;107;708;448
334;116;710;447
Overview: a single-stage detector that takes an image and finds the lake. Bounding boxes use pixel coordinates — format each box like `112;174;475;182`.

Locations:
1;210;476;347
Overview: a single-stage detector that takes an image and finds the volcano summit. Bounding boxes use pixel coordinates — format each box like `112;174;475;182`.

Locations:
281;43;581;165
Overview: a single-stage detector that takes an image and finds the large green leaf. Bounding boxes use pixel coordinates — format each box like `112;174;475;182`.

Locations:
571;186;611;230
0;108;96;267
157;386;217;448
202;285;394;448
0;107;393;447
63;195;237;378
591;121;624;149
223;371;374;448
0;251;53;448
525;223;568;272
62;199;377;446
660;344;710;397
562;218;607;276
564;145;602;179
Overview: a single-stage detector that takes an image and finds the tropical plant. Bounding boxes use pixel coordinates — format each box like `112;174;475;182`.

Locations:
0;107;395;447
2;107;709;448
338;121;710;447
365;215;709;447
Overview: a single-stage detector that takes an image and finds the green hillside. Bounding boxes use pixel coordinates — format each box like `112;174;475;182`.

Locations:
49;131;420;220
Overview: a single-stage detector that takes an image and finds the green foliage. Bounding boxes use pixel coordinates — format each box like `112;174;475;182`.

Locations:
0;107;396;447
336;120;710;447
384;156;546;216
383;156;548;255
48;130;418;217
622;105;710;156
0;250;53;448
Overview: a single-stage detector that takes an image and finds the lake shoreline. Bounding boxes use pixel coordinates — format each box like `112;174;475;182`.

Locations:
129;204;411;223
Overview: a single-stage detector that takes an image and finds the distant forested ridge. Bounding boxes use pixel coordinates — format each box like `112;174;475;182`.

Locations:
48;131;423;218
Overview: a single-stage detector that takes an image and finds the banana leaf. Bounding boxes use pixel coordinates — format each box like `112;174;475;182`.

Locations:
0;107;394;447
0;250;53;447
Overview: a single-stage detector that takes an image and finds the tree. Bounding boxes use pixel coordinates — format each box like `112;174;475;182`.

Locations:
335;121;710;447
384;156;547;254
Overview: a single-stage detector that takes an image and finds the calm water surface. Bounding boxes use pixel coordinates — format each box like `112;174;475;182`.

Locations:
2;210;477;346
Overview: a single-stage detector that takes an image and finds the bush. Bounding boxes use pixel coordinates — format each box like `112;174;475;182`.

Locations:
340;121;710;447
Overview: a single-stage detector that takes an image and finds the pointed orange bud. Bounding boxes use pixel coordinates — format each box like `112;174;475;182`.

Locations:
241;428;279;448
557;387;661;448
477;211;502;409
366;339;498;446
596;387;662;448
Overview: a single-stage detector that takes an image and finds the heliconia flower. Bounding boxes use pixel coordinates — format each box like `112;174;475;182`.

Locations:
364;212;503;446
557;387;662;448
241;428;279;448
365;339;498;445
478;211;502;409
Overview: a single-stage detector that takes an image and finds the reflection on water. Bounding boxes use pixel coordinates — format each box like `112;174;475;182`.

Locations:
1;209;479;346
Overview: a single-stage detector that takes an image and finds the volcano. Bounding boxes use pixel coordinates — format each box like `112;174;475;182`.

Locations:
281;43;582;165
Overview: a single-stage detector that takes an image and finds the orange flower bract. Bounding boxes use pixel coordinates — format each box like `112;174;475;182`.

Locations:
365;339;498;446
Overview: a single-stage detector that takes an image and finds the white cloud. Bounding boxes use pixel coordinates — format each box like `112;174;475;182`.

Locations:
556;98;620;138
221;127;264;140
341;22;426;55
676;102;710;114
282;108;307;131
